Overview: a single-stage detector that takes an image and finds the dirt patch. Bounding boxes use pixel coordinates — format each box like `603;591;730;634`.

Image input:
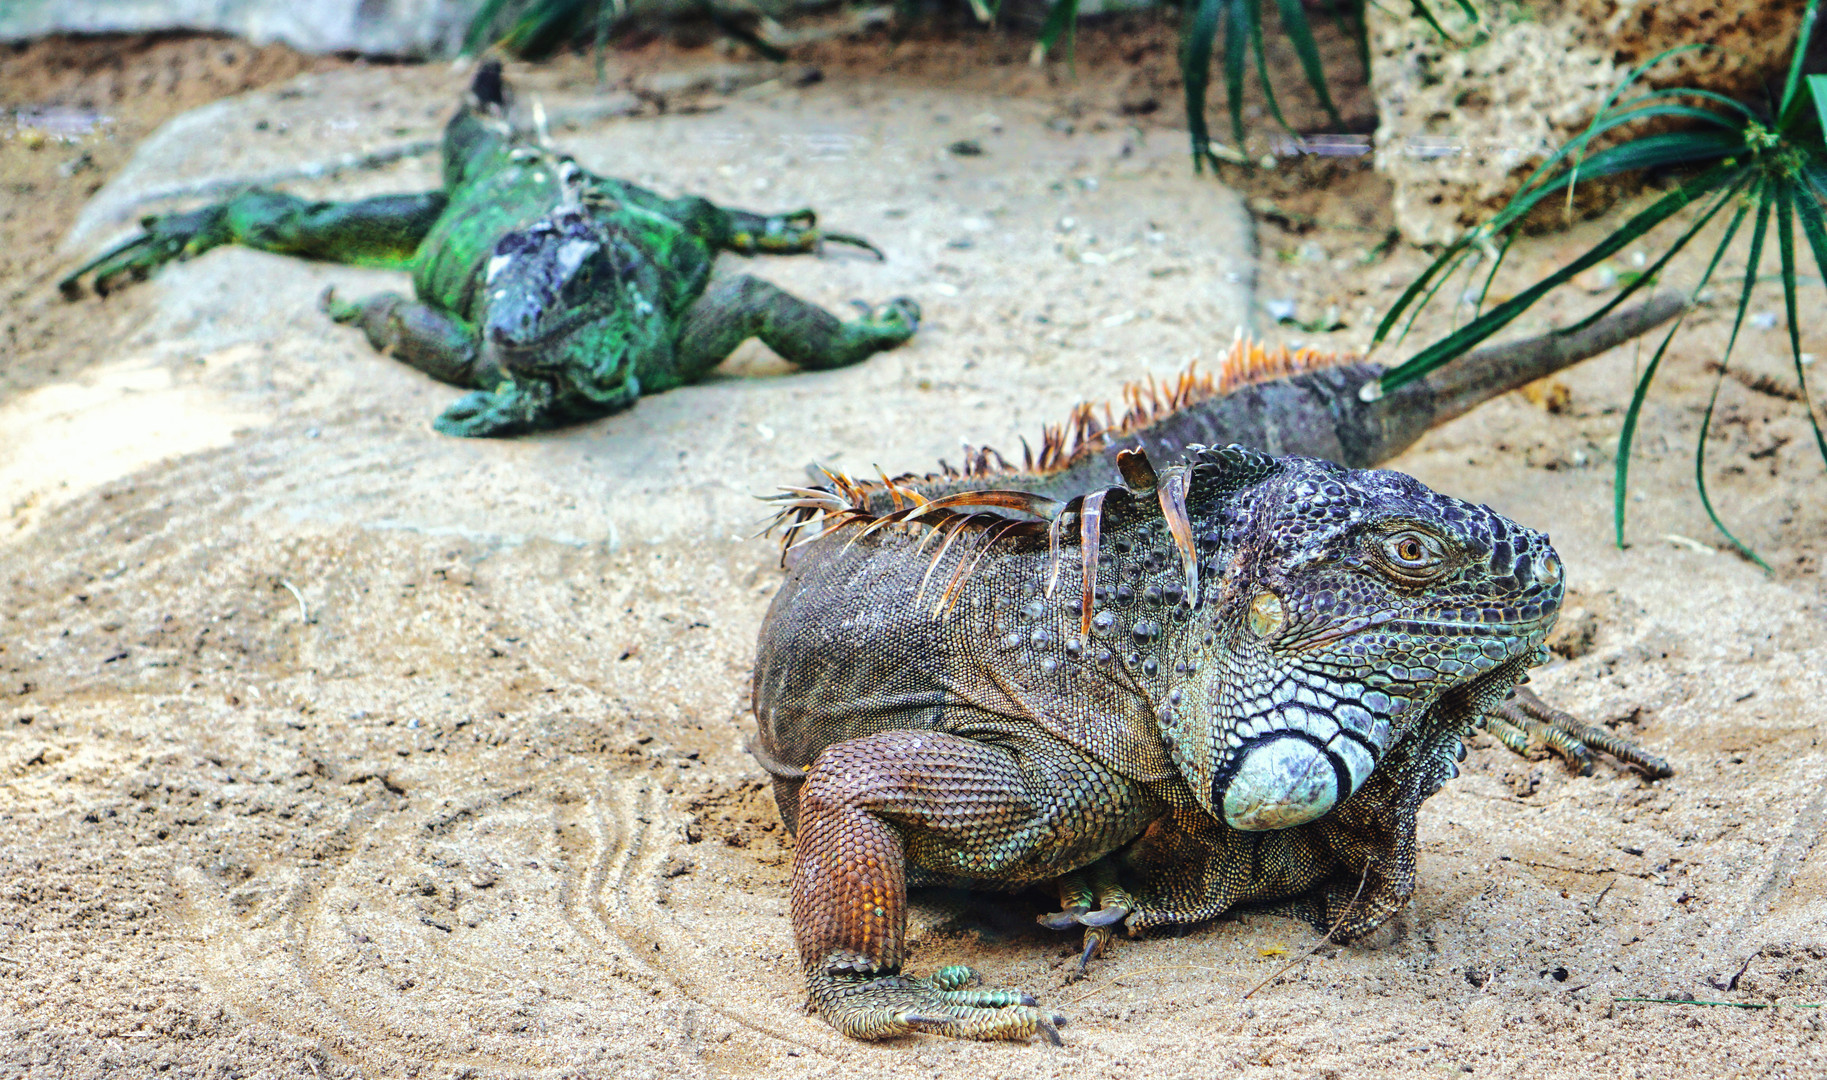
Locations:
3;27;1826;1080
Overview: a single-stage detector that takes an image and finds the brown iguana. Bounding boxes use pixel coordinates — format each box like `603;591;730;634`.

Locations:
750;300;1681;1043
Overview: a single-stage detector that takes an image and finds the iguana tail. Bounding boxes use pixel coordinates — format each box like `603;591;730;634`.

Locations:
1039;291;1688;495
788;291;1686;521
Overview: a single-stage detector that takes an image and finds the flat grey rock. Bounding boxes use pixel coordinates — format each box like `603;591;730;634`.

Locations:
0;0;479;58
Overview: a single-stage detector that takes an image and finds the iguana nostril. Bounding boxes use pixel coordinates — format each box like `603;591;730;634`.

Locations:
1537;550;1562;586
1220;736;1339;831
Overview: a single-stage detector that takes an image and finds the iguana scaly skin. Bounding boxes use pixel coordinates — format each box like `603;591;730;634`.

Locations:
752;314;1680;1043
60;63;918;438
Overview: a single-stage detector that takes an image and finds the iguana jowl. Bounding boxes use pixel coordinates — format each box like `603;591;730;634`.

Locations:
60;62;918;438
752;314;1679;1044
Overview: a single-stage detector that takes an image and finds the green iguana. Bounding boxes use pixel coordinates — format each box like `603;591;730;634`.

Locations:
59;62;918;438
751;310;1680;1044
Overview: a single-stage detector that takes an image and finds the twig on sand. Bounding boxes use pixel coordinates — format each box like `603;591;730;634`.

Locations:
1241;861;1373;1001
1064;862;1377;1008
1613;997;1822;1009
278;580;309;625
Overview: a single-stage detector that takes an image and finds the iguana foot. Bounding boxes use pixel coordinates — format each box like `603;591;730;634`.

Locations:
864;296;921;339
1038;861;1133;979
808;964;1066;1043
60;205;232;298
1479;685;1673;779
433;384;559;438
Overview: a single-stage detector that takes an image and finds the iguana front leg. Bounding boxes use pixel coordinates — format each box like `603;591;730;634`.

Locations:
61;191;447;297
790;728;1157;1043
320;288;504;391
666;274;918;389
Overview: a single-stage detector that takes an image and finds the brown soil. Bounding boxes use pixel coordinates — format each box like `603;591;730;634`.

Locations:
2;22;1825;1080
0;35;351;397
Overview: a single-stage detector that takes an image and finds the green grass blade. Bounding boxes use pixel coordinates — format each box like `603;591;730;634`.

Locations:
1274;0;1344;127
1687;184;1773;567
1615;86;1760;123
1779;179;1827;470
1222;0;1250;150
1731;181;1776;373
1373;235;1480;347
1400;247;1475;344
1811;75;1827;137
461;0;518;54
1327;0;1370;82
1473;232;1514;319
1380;162;1739;394
1034;0;1081;64
1595;101;1748;131
1694;365;1774;571
1375;134;1738;360
1606;180;1752;548
1469;131;1739;248
1181;0;1224;170
1250;0;1297;136
1404;0;1458;43
1612;321;1685;549
1541;130;1740;187
1562;43;1714;199
1780;0;1821;114
1806;162;1827;199
1563;170;1750;335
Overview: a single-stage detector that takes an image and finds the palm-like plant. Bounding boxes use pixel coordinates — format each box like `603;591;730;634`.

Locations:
1172;0;1475;169
1364;0;1826;566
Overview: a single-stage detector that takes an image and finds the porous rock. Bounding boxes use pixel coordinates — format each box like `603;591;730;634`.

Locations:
1368;0;1808;245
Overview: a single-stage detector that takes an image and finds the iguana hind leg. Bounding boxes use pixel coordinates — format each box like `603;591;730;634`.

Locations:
62;191;446;298
655;197;884;259
1480;686;1673;778
1038;858;1133;979
791;728;1150;1043
669;274;918;388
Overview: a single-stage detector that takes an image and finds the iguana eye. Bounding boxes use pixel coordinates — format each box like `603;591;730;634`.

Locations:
1376;529;1447;581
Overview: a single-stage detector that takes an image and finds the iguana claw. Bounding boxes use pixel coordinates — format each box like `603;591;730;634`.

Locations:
1480;685;1674;779
817;231;886;260
58;205;233;298
1040;860;1133;979
808;964;1066;1043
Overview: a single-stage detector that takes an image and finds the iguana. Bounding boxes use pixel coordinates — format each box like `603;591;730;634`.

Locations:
751;303;1680;1044
58;62;918;438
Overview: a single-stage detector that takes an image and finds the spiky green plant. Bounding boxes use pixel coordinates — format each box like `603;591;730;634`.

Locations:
1035;0;1471;168
1364;0;1827;567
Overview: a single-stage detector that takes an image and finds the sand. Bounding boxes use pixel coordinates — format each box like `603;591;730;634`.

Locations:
2;40;1824;1080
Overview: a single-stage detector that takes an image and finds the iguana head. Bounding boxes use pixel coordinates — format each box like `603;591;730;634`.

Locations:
477;162;636;376
1149;447;1562;832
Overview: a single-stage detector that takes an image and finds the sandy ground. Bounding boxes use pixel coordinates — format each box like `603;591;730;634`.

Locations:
3;32;1826;1080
